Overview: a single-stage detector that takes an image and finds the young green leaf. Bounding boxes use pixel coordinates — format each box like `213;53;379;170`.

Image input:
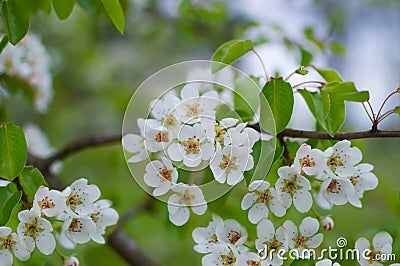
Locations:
0;187;21;225
211;39;254;73
101;0;125;34
19;166;47;201
324;94;346;137
1;0;30;45
300;48;313;66
393;106;400;114
315;67;343;82
261;77;294;134
0;123;27;180
52;0;75;20
298;89;326;130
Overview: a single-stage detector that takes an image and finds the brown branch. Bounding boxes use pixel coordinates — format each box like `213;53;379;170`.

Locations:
249;124;400;140
43;134;121;168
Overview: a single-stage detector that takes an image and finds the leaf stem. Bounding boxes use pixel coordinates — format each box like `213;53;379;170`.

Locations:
292;80;325;89
362;102;374;123
252;48;269;80
376;89;398;120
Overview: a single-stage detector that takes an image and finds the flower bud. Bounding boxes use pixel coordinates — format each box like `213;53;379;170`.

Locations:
321;217;334;231
64;256;79;266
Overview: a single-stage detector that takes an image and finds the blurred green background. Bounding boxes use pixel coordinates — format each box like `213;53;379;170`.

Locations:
4;0;399;265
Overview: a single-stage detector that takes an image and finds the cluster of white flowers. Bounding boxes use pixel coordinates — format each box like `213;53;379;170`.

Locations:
190;140;394;265
0;34;52;113
192;214;323;265
122;83;259;226
0;178;118;266
241;140;378;225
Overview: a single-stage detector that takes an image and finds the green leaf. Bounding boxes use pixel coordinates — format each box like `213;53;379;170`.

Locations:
233;77;260;122
295;66;309;76
261;77;294;134
0;35;8;54
101;0;125;34
300;48;313;66
212;39;254;73
340;91;370;102
29;0;52;15
0;187;21;225
1;0;30;45
52;0;75;20
394;106;400;114
298;89;326;129
77;0;100;12
324;93;346;136
19;166;47;201
315;67;343;82
244;139;276;185
0;123;27;180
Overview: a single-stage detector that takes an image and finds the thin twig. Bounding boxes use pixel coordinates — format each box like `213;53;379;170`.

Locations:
252;48;269;80
376;90;398;120
362;102;374;123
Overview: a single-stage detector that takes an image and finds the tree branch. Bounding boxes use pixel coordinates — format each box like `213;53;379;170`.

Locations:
249;124;400;140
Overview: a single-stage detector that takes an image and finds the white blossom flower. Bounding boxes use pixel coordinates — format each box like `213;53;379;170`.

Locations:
236;252;262;266
316;259;341;266
282;217;323;258
215;219;247;248
143;126;171;152
211;143;254;185
122;133;147;163
294;143;326;176
64;256;79;266
167;184;207;226
276;166;313;213
174;83;219;124
32;186;66;217
59;216;97;247
150;94;181;137
62;178;101;216
316;173;361;209
255;219;288;266
321;217;334;231
23;124;55;159
144;157;178;196
0;227;30;266
224;123;259;155
348;163;378;198
89;200;119;244
241;180;286;224
202;244;239;266
192;214;224;253
355;231;394;266
17;210;56;255
167;123;214;167
324;140;362;177
202;117;238;144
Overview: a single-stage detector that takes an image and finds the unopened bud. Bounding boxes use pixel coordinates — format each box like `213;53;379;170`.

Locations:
64;256;79;266
321;217;334;231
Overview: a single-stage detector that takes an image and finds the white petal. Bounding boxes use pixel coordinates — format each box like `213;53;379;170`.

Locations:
299;217;319;237
36;233;56;255
248;203;268;224
293;191;312;213
167;143;184;162
0;250;13;266
169;207;190;226
373;231;392;252
122;134;142;153
256;219;275;241
191;203;207;215
241;192;257;210
306;233;323;248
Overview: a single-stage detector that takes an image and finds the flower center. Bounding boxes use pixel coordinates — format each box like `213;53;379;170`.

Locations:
155;131;169;143
0;235;15;250
227;229;241;244
294;235;307;248
214;124;226;143
66;193;83;211
178;189;195;205
186;102;202;118
91;212;100;223
219;155;238;175
221;251;236;266
256;189;273;204
159;166;173;181
327;154;343;171
23;218;44;238
299;155;316;168
247;260;260;266
367;248;381;262
39;196;56;210
208;234;218;244
182;137;201;154
162;114;177;128
350;175;360;185
327;179;341;194
69;218;83;233
266;237;282;253
282;177;302;196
